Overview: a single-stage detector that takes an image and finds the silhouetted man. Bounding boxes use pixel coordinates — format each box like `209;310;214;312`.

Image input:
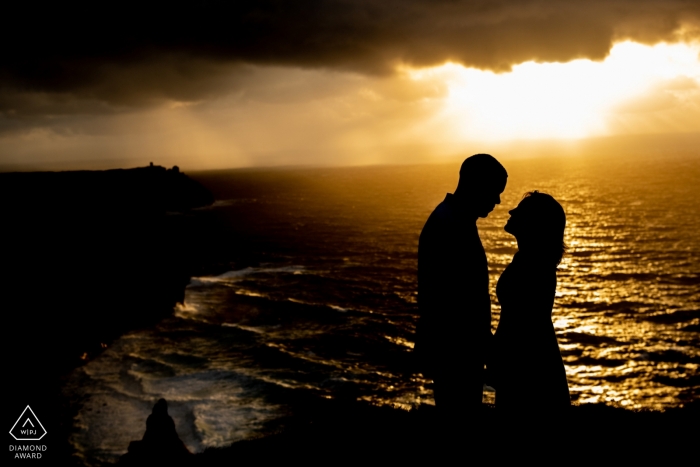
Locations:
416;154;507;423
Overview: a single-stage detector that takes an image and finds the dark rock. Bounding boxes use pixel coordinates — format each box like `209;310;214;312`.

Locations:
196;399;699;465
2;165;213;370
119;399;193;466
0;165;213;463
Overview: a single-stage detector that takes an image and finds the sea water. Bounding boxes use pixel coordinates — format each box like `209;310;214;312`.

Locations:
65;155;699;465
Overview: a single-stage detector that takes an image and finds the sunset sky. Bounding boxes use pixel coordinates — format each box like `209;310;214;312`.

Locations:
1;1;700;170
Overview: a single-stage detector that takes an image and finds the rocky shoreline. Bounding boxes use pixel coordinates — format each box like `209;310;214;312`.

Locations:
2;165;213;465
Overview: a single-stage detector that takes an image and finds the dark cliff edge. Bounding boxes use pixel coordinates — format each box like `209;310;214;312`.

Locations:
1;165;213;462
119;397;698;466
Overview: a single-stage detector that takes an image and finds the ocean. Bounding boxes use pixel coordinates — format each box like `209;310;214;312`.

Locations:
64;155;700;465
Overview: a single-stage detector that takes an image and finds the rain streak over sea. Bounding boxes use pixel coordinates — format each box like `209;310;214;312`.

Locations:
66;155;699;464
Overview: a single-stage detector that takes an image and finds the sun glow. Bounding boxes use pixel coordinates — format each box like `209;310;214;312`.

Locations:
409;41;700;141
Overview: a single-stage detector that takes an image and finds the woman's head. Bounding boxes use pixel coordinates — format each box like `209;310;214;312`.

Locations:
505;191;566;266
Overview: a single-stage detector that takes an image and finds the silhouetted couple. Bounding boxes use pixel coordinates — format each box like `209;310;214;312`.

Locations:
416;154;570;428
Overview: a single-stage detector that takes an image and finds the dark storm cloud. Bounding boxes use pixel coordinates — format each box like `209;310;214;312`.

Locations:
1;0;699;114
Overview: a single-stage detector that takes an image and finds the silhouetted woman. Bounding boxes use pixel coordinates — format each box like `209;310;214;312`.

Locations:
493;191;570;413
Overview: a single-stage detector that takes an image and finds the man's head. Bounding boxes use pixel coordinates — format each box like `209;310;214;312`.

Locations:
454;154;507;218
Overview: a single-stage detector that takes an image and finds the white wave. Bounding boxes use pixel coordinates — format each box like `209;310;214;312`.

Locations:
288;297;349;313
188;265;306;287
192;199;237;210
173;302;201;319
221;323;267;334
235;290;266;298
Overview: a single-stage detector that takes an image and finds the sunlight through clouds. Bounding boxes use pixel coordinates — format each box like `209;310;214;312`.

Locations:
3;41;700;170
409;41;700;141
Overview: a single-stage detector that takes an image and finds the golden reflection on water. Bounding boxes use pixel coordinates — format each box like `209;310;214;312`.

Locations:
478;156;699;409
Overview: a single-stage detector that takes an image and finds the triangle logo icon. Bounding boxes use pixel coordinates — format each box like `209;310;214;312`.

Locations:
9;406;47;441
